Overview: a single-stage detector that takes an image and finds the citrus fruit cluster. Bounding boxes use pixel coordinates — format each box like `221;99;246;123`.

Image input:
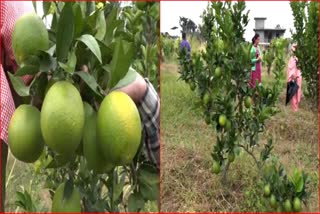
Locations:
8;13;142;212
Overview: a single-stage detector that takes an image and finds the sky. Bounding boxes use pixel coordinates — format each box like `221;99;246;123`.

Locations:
160;1;295;42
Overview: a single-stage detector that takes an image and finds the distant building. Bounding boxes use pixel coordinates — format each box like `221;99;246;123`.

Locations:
253;17;286;48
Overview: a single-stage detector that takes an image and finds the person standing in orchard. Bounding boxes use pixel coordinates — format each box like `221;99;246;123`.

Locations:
287;43;302;112
250;33;263;88
180;32;191;59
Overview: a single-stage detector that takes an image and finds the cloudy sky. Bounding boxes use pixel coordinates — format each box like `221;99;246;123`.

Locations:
160;1;295;42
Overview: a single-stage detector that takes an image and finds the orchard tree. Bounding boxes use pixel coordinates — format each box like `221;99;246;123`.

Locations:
290;1;319;108
179;1;309;211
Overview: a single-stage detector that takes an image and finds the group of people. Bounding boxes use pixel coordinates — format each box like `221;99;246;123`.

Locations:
180;32;302;112
251;33;302;112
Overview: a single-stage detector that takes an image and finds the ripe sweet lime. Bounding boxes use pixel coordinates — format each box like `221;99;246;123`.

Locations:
8;105;44;163
245;96;252;108
284;199;292;212
264;184;271;197
12;13;49;65
228;152;235;163
52;183;81;212
212;161;220;174
218;114;227;127
83;102;113;174
203;92;211;105
225;119;232;131
97;91;141;165
270;194;277;208
293;197;302;212
41;81;84;155
215;67;222;78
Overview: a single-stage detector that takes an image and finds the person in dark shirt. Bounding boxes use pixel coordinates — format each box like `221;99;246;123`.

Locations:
180;32;191;59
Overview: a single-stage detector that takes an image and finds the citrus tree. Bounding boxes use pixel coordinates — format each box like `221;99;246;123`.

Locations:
290;1;319;108
161;35;175;61
7;1;159;212
179;1;309;211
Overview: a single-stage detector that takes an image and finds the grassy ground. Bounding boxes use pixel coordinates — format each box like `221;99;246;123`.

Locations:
5;153;51;212
160;62;318;212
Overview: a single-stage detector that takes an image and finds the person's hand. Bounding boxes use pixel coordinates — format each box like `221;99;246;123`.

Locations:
257;56;262;61
117;73;147;104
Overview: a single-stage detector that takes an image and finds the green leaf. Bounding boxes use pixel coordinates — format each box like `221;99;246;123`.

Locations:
15;65;39;76
104;7;119;45
112;172;125;203
127;192;145;212
138;167;159;186
38;51;57;72
74;71;103;97
58;50;77;73
63;179;74;201
137;165;159;201
30;72;48;98
78;2;87;17
43;2;52;16
290;168;304;193
139;182;159;201
56;3;74;62
8;73;31;96
77;34;102;63
73;4;84;38
109;39;134;89
95;10;106;41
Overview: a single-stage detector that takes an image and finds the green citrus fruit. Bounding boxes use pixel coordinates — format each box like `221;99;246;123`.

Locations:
218;114;227;127
225;119;232;131
215;67;222;78
203;92;211;106
83;103;112;174
284;199;292;212
216;39;224;52
264;184;271;197
97;91;141;166
228;152;235;163
12;13;49;65
293;197;302;212
52;183;81;212
8;105;44;163
244;96;252;108
270;194;277;208
212;161;220;174
41;81;84;155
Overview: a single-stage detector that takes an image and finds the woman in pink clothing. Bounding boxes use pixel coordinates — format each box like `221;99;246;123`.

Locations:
0;1;34;211
250;33;263;88
287;43;302;112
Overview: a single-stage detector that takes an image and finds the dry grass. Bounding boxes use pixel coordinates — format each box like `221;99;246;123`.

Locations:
160;62;318;212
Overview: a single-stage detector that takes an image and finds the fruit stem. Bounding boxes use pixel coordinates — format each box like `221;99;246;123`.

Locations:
130;163;138;190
